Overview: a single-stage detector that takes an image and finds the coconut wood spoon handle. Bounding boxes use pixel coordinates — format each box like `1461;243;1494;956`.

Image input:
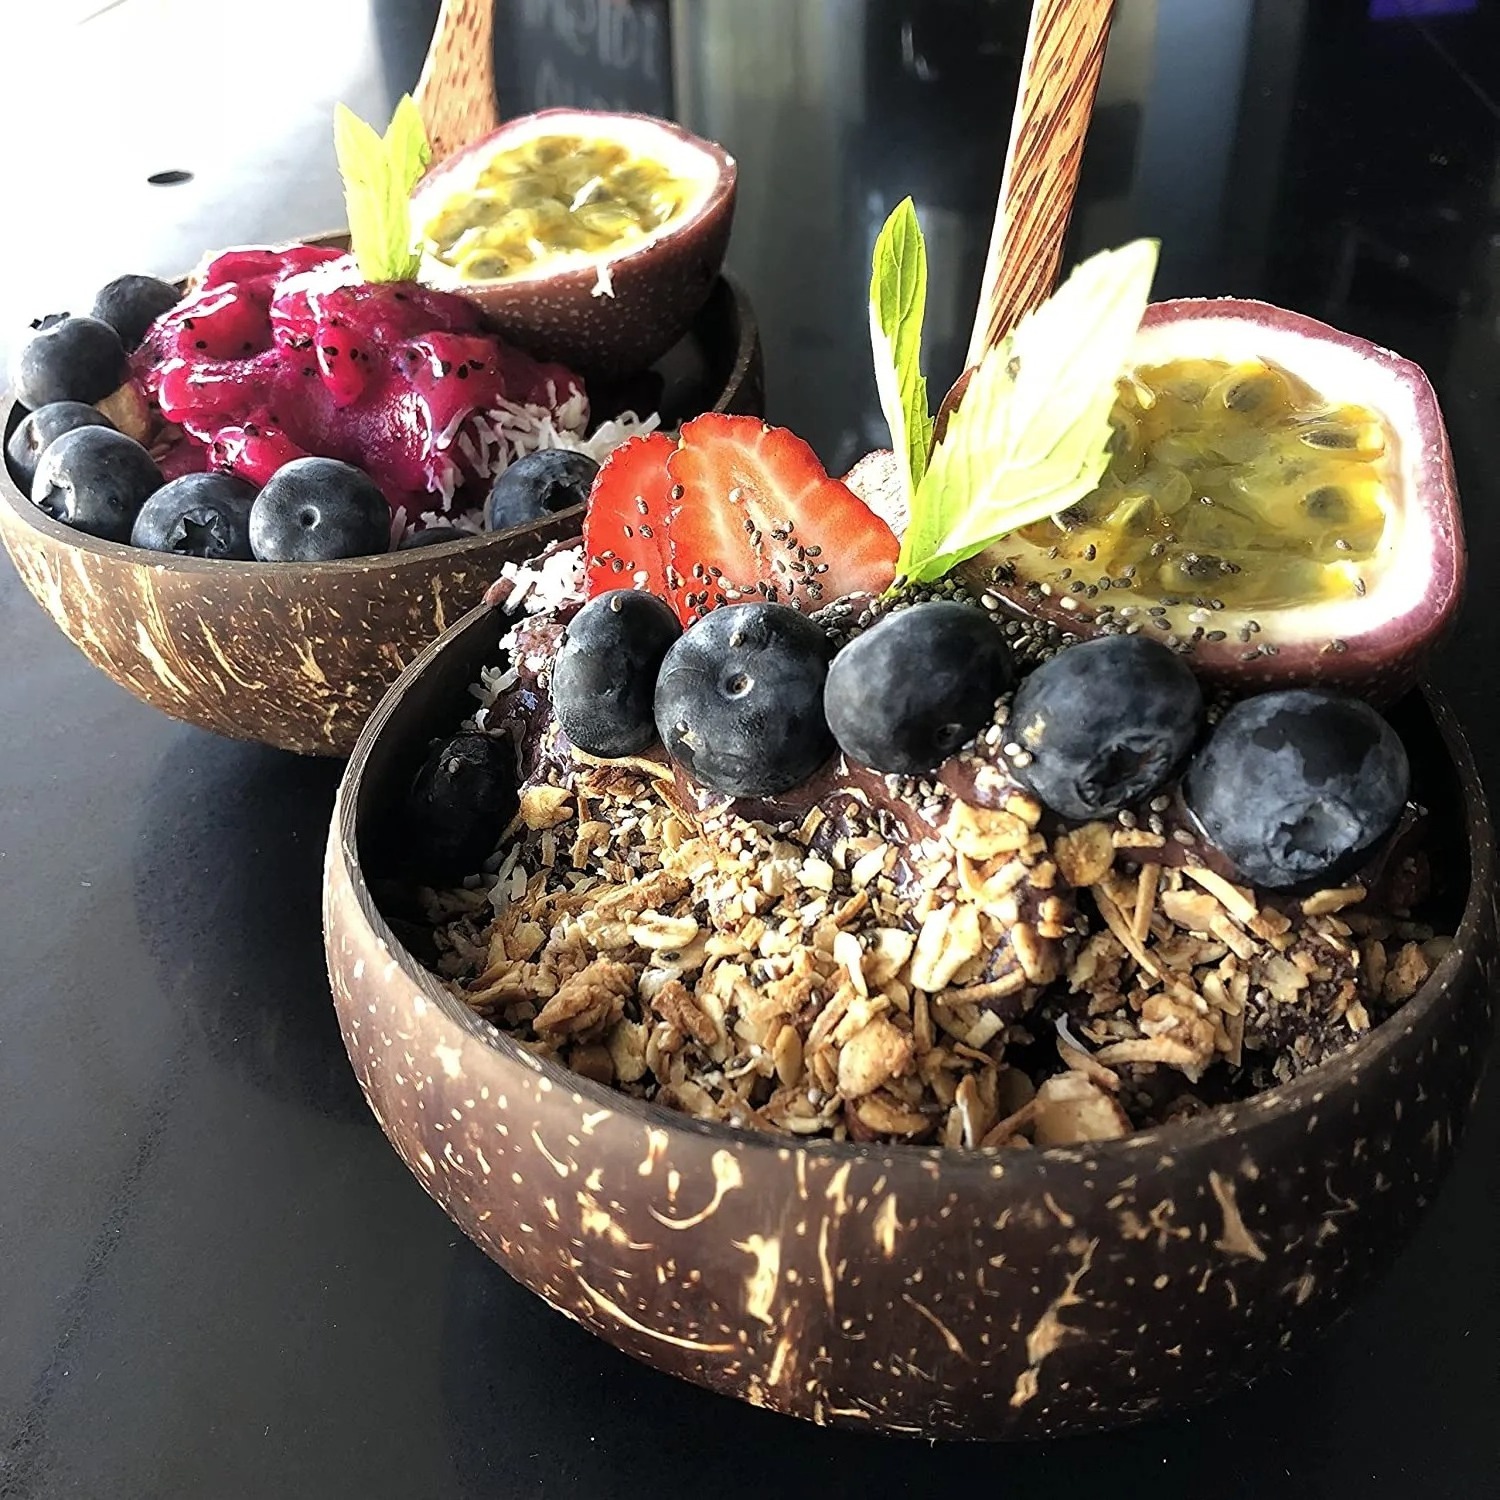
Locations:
964;0;1117;366
414;0;501;163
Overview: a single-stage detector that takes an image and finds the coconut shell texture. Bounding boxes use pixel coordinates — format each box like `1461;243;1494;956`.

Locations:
413;111;738;378
324;600;1497;1438
0;252;762;757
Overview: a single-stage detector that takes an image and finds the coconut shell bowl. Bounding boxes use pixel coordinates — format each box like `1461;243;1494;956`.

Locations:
0;259;760;757
323;587;1496;1439
0;0;759;757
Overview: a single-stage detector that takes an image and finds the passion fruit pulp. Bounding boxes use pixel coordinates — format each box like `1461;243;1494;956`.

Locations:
961;299;1464;701
1025;357;1391;614
422;134;695;283
412;109;736;378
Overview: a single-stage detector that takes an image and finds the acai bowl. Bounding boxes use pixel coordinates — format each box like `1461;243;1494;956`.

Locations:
323;213;1495;1435
0;100;754;755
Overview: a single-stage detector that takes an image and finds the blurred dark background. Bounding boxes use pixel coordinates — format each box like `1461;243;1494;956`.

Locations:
379;0;1500;470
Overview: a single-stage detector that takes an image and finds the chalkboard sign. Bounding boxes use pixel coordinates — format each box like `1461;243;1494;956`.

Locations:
494;0;674;119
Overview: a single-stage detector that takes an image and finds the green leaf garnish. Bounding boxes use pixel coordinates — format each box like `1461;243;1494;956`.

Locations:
334;96;433;283
886;235;1160;587
869;198;934;508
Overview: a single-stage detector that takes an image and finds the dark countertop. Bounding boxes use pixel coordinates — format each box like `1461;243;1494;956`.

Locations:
2;1;1497;1495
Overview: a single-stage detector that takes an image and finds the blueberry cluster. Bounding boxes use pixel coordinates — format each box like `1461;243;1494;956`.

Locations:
6;275;600;563
553;596;1015;799
20;422;391;562
1006;633;1409;887
556;597;1410;890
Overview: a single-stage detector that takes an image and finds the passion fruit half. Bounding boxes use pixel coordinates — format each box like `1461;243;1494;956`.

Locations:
411;108;736;379
956;300;1464;702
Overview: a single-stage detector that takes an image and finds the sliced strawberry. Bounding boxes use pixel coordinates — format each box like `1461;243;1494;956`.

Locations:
663;414;899;622
582;431;677;599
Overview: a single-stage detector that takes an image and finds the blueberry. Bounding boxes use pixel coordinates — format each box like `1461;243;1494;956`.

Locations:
655;602;834;798
248;457;390;561
6;401;115;491
484;449;599;532
1185;690;1409;889
9;315;128;408
1010;635;1204;820
824;602;1014;773
402;731;518;882
554;590;682;758
90;274;180;350
397;525;469;550
30;426;162;542
130;472;256;559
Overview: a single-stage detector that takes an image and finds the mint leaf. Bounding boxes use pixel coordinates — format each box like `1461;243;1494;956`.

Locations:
334;97;431;282
869;198;933;511
384;94;432;192
897;238;1160;585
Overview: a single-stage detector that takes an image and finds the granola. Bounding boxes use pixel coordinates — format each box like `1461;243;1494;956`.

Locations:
401;547;1452;1151
417;717;1447;1150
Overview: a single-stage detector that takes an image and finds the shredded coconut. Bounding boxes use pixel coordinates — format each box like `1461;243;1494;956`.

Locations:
1055;1014;1093;1056
401;410;660;540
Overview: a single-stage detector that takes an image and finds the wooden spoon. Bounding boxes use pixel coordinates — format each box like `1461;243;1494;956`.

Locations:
964;0;1118;367
413;0;501;162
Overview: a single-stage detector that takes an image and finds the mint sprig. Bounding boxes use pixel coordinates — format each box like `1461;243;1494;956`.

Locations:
334;96;432;283
869;198;934;509
868;207;1160;588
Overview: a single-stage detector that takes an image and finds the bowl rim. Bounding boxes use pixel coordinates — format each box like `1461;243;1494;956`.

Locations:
0;270;759;579
329;596;1496;1174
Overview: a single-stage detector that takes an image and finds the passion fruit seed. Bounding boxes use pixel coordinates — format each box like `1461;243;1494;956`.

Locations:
1014;357;1390;615
422;135;693;282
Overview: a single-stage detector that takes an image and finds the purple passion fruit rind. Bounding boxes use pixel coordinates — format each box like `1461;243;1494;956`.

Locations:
954;299;1465;704
412;109;737;377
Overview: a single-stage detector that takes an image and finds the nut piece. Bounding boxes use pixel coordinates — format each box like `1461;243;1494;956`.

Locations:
837;1016;915;1098
519;784;574;830
910;904;983;992
1302;884;1367;917
864;928;916;988
606;1019;649;1083
833;929;868;995
1382;941;1433;1002
1160;888;1220;934
855;1093;930;1136
1053;822;1115;888
649;978;719;1048
533;957;635;1038
946;801;1032;860
1032;1072;1131;1145
628;912;701;951
772;1023;804;1086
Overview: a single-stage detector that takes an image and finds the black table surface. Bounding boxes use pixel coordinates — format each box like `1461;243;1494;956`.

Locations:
3;1;1498;1495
